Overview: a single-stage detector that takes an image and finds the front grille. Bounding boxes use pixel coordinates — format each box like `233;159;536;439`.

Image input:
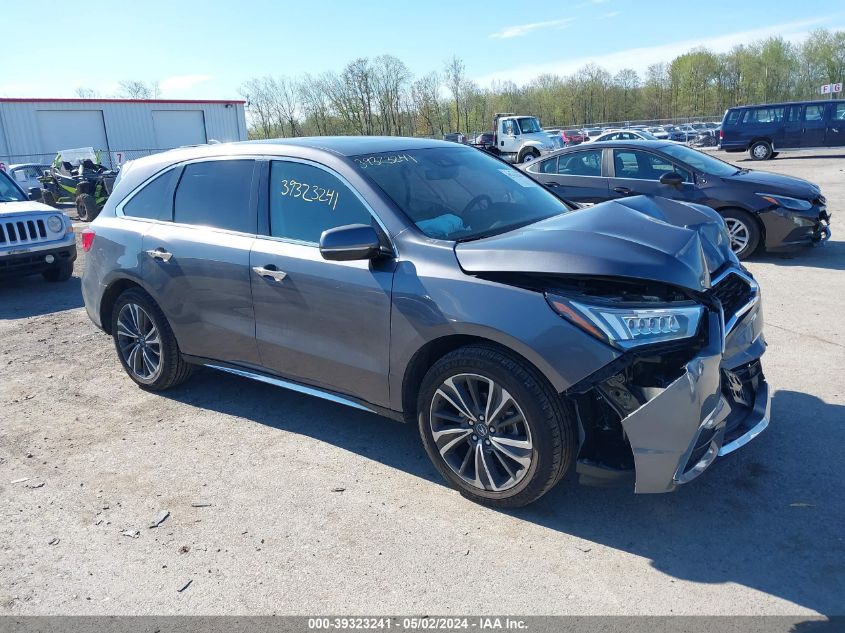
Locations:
711;271;754;327
0;218;49;245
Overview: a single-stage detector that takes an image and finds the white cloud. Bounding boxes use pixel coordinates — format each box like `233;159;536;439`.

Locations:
159;74;214;93
602;11;620;18
477;17;833;86
490;18;574;39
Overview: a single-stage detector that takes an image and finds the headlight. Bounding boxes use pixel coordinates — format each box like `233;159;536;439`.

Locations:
47;215;64;233
756;193;813;211
546;293;704;349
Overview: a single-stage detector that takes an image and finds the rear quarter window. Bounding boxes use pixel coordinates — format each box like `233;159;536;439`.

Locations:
724;109;742;126
122;170;177;220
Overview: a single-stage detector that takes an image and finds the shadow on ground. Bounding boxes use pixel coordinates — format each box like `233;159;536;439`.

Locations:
0;275;83;319
163;373;845;615
751;240;845;272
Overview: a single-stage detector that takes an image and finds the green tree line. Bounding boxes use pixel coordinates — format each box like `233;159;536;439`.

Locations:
241;28;845;139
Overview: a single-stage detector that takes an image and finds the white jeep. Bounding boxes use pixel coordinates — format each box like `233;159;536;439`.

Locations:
0;168;76;282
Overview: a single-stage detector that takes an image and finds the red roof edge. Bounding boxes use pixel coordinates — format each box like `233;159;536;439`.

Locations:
0;98;245;105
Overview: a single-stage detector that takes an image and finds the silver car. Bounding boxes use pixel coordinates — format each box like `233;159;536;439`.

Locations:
81;137;770;507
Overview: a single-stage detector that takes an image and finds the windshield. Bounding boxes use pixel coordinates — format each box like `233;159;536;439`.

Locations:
352;147;572;241
516;117;542;134
660;144;739;177
0;171;27;202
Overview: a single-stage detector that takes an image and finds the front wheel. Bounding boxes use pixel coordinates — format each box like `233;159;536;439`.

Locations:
721;208;761;260
418;345;575;507
42;261;73;282
520;149;539;164
111;288;193;391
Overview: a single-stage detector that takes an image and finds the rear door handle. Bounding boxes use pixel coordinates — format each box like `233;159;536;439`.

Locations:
613;186;632;195
252;265;287;282
545;181;561;187
145;248;172;262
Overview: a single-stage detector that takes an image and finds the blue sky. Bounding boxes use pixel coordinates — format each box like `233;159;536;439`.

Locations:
2;0;843;100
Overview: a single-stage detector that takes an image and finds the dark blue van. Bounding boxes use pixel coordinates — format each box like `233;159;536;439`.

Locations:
720;99;845;160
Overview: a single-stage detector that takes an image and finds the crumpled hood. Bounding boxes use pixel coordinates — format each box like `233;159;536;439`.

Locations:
455;196;736;292
0;200;59;216
725;169;821;199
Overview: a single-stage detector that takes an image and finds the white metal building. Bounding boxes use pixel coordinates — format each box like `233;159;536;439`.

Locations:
0;98;247;168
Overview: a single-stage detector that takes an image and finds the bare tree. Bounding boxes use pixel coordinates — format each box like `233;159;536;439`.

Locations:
371;55;411;135
74;87;100;99
411;72;443;136
443;56;465;133
239;77;274;138
115;80;161;100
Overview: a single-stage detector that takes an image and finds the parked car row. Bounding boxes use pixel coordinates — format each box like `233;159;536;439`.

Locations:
522;140;830;259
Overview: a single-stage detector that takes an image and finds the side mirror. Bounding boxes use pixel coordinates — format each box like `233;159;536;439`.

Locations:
659;172;684;188
28;187;43;201
319;224;383;261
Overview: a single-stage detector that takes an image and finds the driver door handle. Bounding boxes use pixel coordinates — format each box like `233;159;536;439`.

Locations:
145;248;172;262
613;186;632;195
252;265;287;282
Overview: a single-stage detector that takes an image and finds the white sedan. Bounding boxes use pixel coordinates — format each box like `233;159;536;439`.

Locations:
583;129;661;143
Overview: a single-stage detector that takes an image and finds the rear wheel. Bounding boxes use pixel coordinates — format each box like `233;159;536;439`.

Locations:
721;208;761;260
41;190;57;208
76;194;99;221
417;345;575;508
749;140;773;161
111;288;193;391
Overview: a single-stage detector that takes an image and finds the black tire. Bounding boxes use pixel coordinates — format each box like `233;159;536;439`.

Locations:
76;194;99;222
417;344;575;508
110;287;193;391
748;140;773;161
41;190;57;208
42;261;73;282
721;208;761;260
519;149;540;164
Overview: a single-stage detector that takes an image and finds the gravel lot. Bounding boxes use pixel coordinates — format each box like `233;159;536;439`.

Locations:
1;150;843;616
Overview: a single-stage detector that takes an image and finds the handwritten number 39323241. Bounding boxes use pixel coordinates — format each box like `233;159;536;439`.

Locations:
280;179;339;210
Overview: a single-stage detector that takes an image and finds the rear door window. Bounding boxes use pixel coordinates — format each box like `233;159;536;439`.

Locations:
804;105;825;121
537;157;558;174
558;150;602;176
173;160;256;233
833;103;845;121
743;107;784;124
268;160;373;244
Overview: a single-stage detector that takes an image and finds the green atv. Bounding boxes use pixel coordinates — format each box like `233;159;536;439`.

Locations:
38;148;118;221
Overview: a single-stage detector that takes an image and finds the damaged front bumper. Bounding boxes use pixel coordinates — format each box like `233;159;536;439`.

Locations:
572;268;770;493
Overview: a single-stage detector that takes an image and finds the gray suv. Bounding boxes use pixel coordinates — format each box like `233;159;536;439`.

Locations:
82;137;770;507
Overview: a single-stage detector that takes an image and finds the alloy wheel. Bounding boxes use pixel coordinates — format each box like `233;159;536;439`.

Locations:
116;303;162;380
429;373;533;492
724;218;750;254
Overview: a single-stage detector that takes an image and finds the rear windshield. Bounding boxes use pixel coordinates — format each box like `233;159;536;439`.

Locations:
0;170;27;202
724;109;742;126
351;147;571;241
